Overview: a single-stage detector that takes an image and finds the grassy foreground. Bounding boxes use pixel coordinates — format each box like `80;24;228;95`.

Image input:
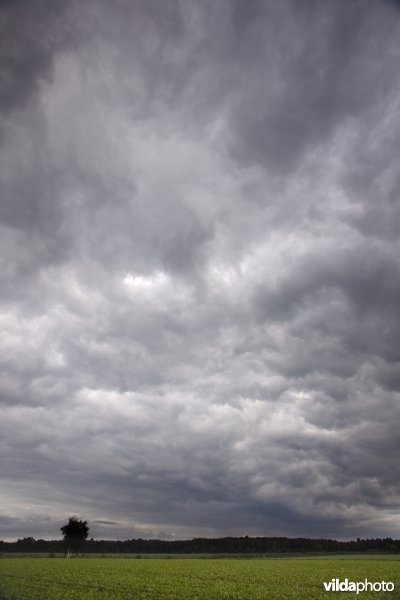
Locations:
0;556;399;599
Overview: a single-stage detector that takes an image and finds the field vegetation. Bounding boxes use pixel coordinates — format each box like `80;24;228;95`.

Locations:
0;556;399;599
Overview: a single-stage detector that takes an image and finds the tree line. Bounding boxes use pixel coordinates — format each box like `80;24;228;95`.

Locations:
2;535;399;554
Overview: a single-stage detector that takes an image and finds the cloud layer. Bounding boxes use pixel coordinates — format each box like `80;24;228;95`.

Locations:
1;0;400;541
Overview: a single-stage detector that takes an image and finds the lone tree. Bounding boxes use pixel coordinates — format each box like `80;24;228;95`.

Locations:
61;517;89;555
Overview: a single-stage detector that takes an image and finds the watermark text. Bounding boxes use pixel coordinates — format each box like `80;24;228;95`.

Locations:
323;578;394;594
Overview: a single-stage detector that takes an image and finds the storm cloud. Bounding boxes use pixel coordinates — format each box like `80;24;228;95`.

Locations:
1;0;400;542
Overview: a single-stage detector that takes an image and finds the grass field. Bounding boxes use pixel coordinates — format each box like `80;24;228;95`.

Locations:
0;556;399;599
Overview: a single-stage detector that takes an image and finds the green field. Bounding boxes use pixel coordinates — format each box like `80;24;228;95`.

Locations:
0;556;399;599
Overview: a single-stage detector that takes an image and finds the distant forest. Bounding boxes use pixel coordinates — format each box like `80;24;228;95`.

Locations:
2;536;399;554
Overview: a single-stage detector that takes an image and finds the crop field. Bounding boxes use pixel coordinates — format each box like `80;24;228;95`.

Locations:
0;556;399;599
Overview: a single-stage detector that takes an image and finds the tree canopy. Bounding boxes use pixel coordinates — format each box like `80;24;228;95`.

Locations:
60;517;89;554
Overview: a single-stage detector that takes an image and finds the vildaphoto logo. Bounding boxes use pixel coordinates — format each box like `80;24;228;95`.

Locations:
323;578;395;594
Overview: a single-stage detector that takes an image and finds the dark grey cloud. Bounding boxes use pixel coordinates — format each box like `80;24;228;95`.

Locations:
1;0;400;542
0;0;80;152
227;0;400;173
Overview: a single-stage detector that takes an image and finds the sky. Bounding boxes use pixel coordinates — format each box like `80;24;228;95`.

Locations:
1;0;400;543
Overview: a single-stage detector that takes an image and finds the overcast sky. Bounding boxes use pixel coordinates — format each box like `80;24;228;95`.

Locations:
1;0;400;543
